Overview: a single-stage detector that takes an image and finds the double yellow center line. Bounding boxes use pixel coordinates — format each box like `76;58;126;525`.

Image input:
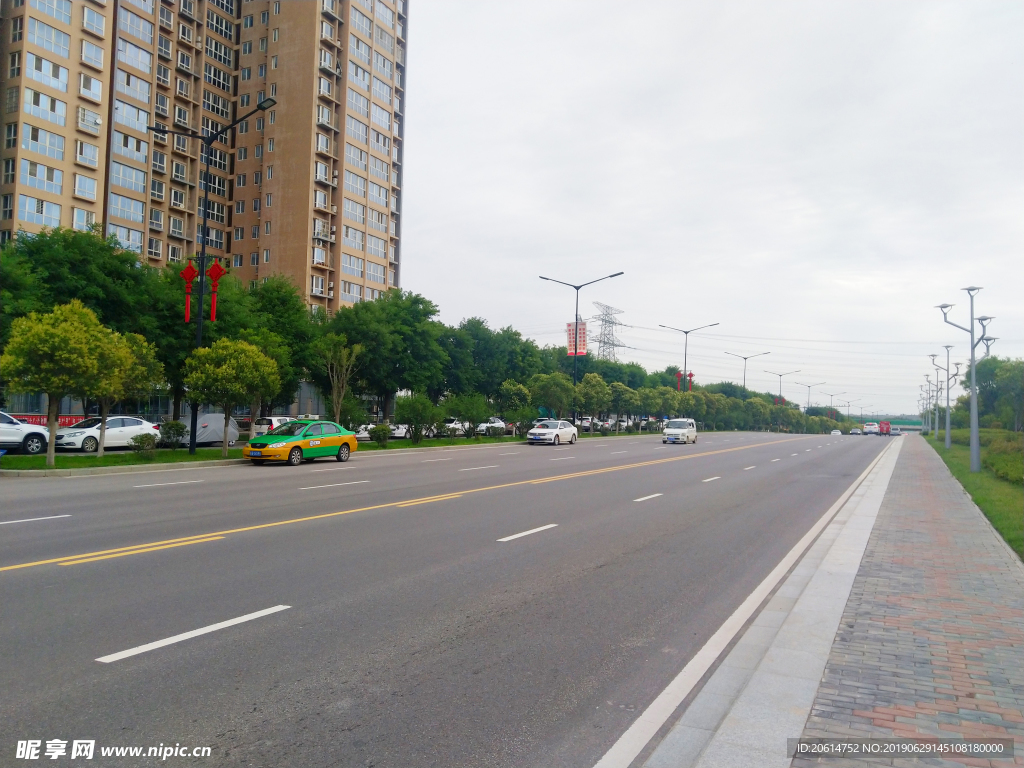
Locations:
2;437;809;572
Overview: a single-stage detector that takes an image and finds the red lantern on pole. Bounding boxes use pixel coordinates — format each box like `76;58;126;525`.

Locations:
179;261;198;323
687;371;695;391
206;260;227;322
675;371;683;391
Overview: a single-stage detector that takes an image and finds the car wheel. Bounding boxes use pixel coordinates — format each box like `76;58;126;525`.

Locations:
23;434;45;455
252;460;266;466
337;444;351;462
228;440;236;447
288;447;303;466
82;436;99;453
553;435;560;446
569;434;576;444
662;439;667;444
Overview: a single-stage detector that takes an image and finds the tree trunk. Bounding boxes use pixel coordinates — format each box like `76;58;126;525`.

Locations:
250;396;260;441
172;389;182;422
97;399;109;457
45;394;59;467
222;408;231;458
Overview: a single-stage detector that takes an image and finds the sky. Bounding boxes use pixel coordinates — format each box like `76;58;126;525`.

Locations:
399;1;1023;416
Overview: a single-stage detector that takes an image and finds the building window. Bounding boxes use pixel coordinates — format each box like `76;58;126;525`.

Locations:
368;181;387;206
251;225;258;239
342;225;363;249
27;53;69;93
111;162;147;193
24;88;67;126
235;200;245;214
149;208;163;230
151;179;165;201
233;254;243;267
109;193;145;223
350;7;372;38
346;116;368;144
79;73;102;102
343;198;364;224
348;89;369;118
27;18;70;58
21;159;63;194
236;173;246;187
234;227;244;240
72;207;95;231
344;171;366;197
148;238;163;259
168;245;183;262
76;140;99;167
263;248;270;262
11;18;24;44
264;221;271;234
117;39;152;74
366;261;386;284
108;224;144;253
23;123;65;160
8;51;21;79
349;62;370;91
116;70;151;104
1;194;12;220
18;194;61;226
83;7;107;37
2;158;14;184
73;173;96;200
342;253;363;277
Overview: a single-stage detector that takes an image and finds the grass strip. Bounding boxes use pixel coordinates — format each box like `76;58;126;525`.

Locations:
925;435;1023;560
0;447;245;470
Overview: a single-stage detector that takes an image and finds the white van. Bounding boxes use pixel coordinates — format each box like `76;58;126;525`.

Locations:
663;418;697;444
252;416;294;438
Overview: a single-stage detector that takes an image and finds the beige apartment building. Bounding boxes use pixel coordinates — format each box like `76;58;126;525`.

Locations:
0;0;406;311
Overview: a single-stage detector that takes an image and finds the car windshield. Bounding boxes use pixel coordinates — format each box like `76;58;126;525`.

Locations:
536;421;559;429
71;418;103;429
266;422;309;437
667;420;688;429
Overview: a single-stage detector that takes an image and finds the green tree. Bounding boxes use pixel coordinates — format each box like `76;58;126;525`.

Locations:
248;276;316;407
496;379;531;417
576;373;611;425
394;394;441;443
639;387;661;426
238;328;292;429
528;372;575;418
310;332;363;426
183;339;280;457
656;387;679;418
609;382;639;433
0;301;111;466
445;393;491;438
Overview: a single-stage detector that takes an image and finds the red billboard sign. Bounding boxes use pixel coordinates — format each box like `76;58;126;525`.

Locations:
566;321;587;356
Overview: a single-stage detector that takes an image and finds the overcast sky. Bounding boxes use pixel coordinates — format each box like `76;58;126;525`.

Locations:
399;1;1023;416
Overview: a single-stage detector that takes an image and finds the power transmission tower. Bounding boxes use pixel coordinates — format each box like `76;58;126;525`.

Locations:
593;302;626;361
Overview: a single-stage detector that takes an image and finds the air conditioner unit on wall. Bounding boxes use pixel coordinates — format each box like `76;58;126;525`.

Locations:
331;205;337;213
328;281;334;288
328;290;334;298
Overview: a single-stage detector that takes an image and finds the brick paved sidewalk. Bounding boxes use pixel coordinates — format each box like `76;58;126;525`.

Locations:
792;435;1024;768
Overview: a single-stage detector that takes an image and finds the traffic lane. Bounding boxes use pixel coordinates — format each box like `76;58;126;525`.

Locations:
0;439;889;767
0;433;815;567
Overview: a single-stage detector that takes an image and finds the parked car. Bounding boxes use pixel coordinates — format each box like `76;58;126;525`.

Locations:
181;415;240;446
476;417;506;435
442;417;471;436
830;429;842;435
527;419;578;445
0;411;48;455
54;416;160;452
355;424;374;442
663;418;697;444
251;416;294;439
390;423;410;439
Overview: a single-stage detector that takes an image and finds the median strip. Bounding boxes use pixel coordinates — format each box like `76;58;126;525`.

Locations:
96;605;290;663
1;436;811;573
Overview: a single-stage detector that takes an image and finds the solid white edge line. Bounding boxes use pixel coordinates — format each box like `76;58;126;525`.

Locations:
0;514;72;525
132;480;205;489
498;452;520;456
96;605;291;663
497;523;558;542
298;480;370;490
591;439;896;768
634;493;663;502
458;465;498;472
702;476;721;482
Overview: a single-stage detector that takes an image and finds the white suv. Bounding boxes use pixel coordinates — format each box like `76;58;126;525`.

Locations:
0;411;49;455
663;418;697;444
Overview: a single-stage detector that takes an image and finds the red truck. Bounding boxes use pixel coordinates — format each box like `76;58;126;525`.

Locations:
879;421;891;436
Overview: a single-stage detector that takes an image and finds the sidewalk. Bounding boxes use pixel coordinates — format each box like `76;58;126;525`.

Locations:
643;435;1024;768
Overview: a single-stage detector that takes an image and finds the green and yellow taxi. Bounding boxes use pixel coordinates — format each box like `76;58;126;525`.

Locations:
243;419;357;466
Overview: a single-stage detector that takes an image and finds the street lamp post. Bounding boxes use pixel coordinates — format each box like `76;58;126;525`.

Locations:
150;97;276;453
840;399;859;423
724;351;769;391
660;322;720;389
764;370;800;400
539;272;624;419
929;357;943;440
935;346;961;450
794;381;825;411
937;288;995;472
822;391;845;423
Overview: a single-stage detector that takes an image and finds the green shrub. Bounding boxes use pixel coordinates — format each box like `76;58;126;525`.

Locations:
128;432;157;459
369;424;390;448
158;420;187;450
600;425;610;436
486;425;504;438
983;433;1023;485
625;425;636;434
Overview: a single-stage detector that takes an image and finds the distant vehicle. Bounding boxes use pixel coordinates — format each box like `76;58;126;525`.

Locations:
55;416;160;452
0;411;48;455
863;422;880;435
830;429;842;435
580;416;593;431
850;428;863;435
251;416;294;439
879;421;891;436
890;427;902;436
527;419;577;445
476;417;506;435
182;416;240;446
442;417;471;436
663;418;697;445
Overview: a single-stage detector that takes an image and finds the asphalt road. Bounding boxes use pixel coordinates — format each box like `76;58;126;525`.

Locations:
1;431;890;767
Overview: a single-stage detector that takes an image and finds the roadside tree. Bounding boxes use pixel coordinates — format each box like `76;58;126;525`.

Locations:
183;339;280;457
576;373;611;426
528;372;575;418
310;332;363;427
394;394;441;444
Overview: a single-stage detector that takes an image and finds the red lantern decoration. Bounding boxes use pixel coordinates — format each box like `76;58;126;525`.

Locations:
179;262;199;323
206;260;227;322
675;370;683;391
687;371;695;392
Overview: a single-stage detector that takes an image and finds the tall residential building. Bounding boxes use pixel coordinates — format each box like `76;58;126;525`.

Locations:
0;0;407;312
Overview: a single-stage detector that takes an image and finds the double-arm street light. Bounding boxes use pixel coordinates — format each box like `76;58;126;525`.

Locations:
794;380;826;412
724;351;769;390
937;287;996;472
840;398;859;423
765;369;800;400
539;272;624;419
822;391;845;421
660;322;720;388
149;97;276;453
932;346;961;450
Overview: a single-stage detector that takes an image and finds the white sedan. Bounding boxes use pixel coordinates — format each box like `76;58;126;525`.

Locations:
54;416;161;452
830;429;842;435
527;419;577;446
476;417;506;435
